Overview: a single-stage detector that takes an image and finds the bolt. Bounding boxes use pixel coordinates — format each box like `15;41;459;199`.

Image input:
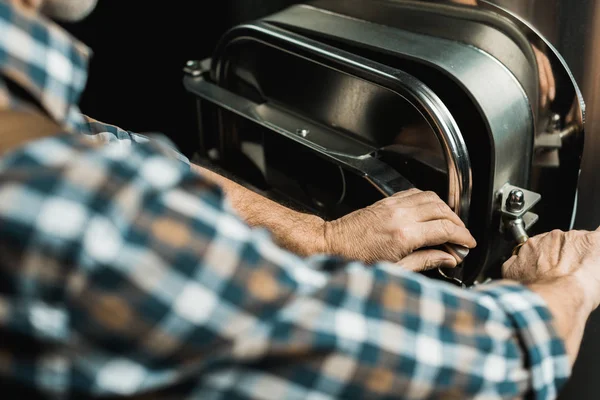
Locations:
296;128;310;137
186;60;200;69
506;189;525;212
184;60;203;77
548;113;561;132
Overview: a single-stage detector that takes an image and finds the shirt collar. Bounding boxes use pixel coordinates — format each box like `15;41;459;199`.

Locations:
0;0;91;128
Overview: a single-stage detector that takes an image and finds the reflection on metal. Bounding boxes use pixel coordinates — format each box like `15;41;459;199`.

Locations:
183;60;203;77
296;128;310;138
506;189;525;212
217;25;473;217
451;0;586;233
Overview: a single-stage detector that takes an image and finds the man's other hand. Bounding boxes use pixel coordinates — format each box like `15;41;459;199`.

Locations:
324;189;476;269
503;228;600;362
503;229;600;311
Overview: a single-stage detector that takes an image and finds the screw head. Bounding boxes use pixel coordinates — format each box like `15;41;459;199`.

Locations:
548;113;561;132
184;60;203;77
506;189;525;211
186;60;200;68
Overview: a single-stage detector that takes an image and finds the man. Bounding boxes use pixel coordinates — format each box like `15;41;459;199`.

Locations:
0;0;597;398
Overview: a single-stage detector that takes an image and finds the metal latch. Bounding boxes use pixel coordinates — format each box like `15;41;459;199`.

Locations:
498;184;541;254
534;113;579;168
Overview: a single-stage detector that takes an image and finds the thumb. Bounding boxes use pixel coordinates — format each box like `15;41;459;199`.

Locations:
398;250;457;272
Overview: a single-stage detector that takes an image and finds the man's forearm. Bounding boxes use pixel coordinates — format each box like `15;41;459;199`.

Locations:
193;164;326;256
530;277;593;364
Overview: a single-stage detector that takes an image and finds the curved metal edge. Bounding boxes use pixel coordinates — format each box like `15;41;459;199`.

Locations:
210;23;473;224
303;0;541;120
184;71;470;285
479;0;586;125
222;9;535;283
257;5;533;187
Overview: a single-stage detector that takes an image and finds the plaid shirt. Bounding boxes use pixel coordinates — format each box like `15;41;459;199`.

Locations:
0;2;571;399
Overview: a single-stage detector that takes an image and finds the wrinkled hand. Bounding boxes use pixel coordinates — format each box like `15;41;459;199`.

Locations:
503;229;600;312
324;189;476;270
502;229;600;362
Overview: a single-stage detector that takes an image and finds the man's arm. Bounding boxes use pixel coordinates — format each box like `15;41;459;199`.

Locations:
503;229;600;364
195;164;327;257
1;135;569;399
79;116;476;267
195;164;476;267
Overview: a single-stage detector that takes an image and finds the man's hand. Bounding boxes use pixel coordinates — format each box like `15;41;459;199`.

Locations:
195;166;475;270
325;189;476;269
502;229;600;363
503;229;600;309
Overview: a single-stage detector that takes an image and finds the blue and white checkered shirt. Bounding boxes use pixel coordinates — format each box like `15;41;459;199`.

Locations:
0;1;571;399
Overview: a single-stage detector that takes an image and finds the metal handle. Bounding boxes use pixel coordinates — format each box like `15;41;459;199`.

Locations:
185;69;469;279
362;156;470;264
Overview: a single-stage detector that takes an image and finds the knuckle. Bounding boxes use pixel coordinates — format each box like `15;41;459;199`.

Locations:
380;197;395;207
522;239;540;255
435;201;449;218
393;188;419;198
550;229;563;238
523;240;536;251
581;232;596;247
549;230;565;245
566;230;582;244
424;191;439;202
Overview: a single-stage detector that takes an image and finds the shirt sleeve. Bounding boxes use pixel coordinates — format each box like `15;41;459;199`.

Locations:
79;115;191;166
0;134;571;399
473;283;571;399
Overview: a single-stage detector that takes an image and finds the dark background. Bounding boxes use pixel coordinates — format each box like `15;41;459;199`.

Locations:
61;1;595;398
61;0;298;157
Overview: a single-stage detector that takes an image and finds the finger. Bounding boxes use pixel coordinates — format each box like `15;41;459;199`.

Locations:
412;220;477;249
411;201;465;228
398;250;458;272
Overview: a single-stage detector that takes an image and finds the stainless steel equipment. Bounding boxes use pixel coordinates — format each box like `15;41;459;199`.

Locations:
483;1;600;398
184;0;585;286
